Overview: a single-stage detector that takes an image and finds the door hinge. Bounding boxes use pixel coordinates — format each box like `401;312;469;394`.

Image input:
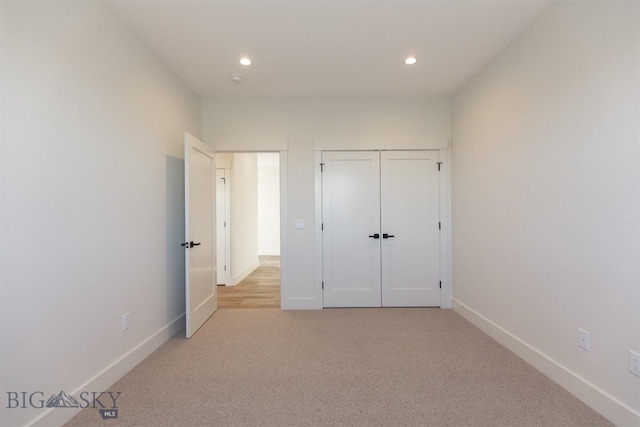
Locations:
321;223;324;231
439;281;442;289
438;222;441;230
320;162;325;172
322;281;324;289
224;221;226;228
224;265;227;271
437;162;443;171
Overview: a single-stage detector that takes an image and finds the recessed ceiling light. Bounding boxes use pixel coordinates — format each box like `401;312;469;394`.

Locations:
239;58;252;66
231;74;243;83
404;56;417;65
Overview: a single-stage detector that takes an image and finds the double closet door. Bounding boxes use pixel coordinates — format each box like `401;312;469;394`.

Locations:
321;151;440;308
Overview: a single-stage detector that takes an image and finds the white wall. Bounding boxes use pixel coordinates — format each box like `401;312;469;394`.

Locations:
451;1;639;425
0;2;201;426
203;97;450;151
202;97;450;307
258;153;280;256
231;153;259;283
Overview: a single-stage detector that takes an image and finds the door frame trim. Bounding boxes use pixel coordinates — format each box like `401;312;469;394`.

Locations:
279;151;288;310
438;146;452;309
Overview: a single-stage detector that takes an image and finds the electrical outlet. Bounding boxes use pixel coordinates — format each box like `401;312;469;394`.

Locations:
630;350;640;376
577;328;590;351
122;313;130;331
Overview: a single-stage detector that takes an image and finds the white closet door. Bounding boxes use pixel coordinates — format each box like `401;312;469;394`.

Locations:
381;151;440;307
322;151;381;307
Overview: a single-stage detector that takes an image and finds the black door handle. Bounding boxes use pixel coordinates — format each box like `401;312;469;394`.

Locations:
368;233;380;239
383;233;395;239
181;241;202;248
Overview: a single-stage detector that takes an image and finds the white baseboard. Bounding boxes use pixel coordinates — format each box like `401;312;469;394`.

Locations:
282;297;322;310
258;254;280;265
229;260;259;286
29;314;185;427
452;298;640;427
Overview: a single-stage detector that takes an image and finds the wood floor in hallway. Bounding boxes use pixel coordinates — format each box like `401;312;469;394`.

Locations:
218;256;280;309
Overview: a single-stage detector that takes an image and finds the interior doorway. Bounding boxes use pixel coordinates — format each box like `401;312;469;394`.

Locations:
215;152;281;309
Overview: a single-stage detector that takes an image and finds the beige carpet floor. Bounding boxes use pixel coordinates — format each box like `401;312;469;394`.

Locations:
66;309;612;427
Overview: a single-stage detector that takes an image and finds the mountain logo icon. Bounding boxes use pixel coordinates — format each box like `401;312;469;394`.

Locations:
45;391;80;408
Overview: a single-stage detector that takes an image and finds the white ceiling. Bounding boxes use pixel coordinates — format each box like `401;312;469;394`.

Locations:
108;0;552;98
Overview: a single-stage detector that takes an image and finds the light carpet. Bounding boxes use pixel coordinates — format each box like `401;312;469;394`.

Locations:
66;308;612;426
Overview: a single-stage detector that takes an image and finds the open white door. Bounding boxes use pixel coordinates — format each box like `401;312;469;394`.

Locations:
184;132;217;338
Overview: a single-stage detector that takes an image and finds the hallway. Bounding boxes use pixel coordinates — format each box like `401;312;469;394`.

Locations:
218;256;280;309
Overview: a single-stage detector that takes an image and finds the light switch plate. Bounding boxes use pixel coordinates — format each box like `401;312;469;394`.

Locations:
578;328;590;351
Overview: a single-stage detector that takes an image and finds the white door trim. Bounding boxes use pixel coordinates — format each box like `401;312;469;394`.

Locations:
279;150;288;309
439;145;452;308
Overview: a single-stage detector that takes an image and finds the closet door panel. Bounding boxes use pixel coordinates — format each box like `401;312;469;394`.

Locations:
322;151;381;308
381;151;440;307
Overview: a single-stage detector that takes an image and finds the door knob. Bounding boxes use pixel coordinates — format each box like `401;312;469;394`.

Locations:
368;233;380;239
383;233;395;239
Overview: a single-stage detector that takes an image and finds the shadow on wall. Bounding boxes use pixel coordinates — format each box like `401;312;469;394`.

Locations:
166;156;186;322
